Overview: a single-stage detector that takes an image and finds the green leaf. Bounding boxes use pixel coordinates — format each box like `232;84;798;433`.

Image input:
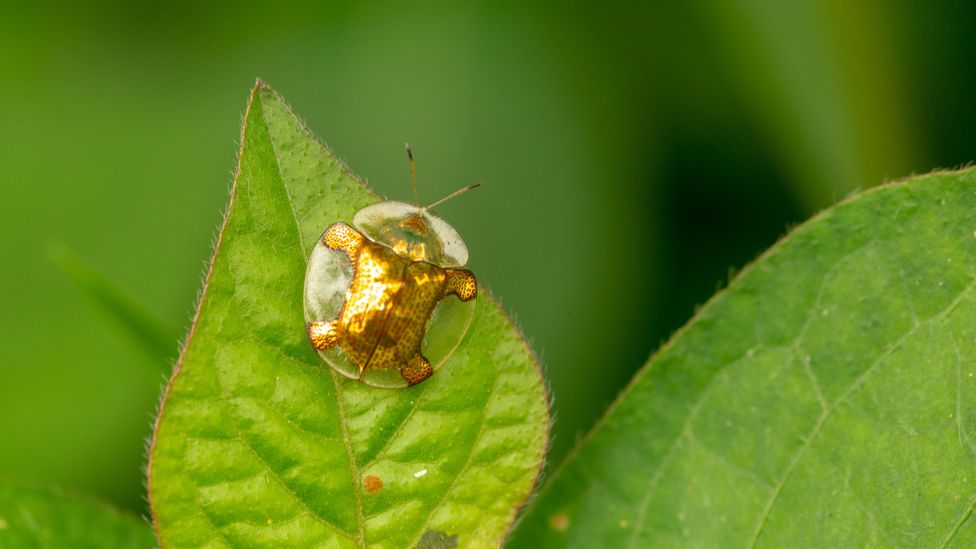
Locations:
509;168;976;547
47;240;178;366
0;481;154;548
148;81;548;548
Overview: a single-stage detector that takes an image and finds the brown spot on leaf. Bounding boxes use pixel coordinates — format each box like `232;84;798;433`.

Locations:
549;512;569;531
364;475;383;494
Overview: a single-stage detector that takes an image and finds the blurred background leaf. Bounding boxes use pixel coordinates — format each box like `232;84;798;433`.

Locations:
510;169;976;547
0;481;154;548
47;240;179;368
1;0;975;514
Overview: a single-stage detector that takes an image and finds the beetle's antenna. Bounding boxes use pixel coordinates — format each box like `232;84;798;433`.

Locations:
405;143;419;206
425;182;482;210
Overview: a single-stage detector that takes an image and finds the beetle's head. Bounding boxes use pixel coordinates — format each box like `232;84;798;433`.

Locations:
353;202;467;267
353;145;478;266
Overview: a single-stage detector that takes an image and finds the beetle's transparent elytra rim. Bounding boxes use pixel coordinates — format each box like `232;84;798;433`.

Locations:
303;228;476;389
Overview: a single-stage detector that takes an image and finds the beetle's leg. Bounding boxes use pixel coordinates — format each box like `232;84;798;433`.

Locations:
401;354;432;385
308;320;340;350
443;269;477;301
323;222;364;257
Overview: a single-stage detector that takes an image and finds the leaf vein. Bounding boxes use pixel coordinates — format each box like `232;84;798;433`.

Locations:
627;357;731;548
191;460;236;548
362;386;432;468
747;277;976;547
940;490;976;549
628;261;844;546
236;434;356;540
685;430;773;490
951;328;976;461
205;341;356;541
331;375;367;548
404;371;501;548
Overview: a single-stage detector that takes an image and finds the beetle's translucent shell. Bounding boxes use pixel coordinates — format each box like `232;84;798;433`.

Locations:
304;201;476;388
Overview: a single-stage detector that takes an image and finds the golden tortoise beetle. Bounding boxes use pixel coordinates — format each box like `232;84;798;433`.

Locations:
304;145;479;388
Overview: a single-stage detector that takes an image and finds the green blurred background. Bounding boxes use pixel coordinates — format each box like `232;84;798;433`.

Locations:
2;1;975;514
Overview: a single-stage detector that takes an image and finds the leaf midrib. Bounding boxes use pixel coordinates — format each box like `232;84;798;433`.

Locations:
259;92;519;547
256;88;368;548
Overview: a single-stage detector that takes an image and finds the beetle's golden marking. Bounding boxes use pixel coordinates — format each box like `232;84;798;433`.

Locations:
323;222;364;255
444;269;477;301
308;320;339;350
408;243;427;261
308;221;476;385
401;355;433;385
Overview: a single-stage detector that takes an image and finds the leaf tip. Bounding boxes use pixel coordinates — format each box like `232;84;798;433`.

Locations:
249;78;279;110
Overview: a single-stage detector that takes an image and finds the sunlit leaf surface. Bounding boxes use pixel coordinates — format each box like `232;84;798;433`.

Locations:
510;169;976;547
148;82;548;548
